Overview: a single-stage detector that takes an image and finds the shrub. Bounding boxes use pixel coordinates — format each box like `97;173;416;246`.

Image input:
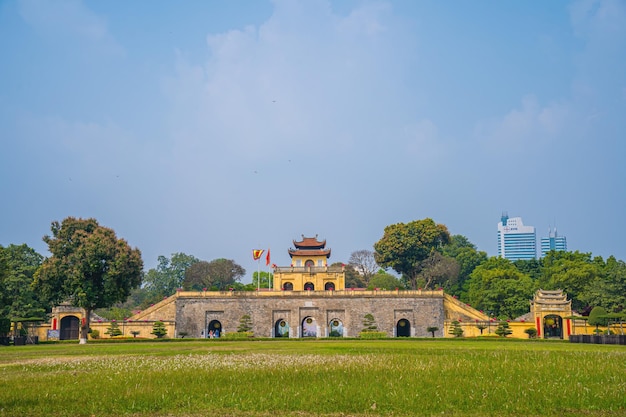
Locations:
524;328;537;339
589;306;608;330
151;321;167;338
223;332;253;340
426;326;439;338
449;320;463;337
105;321;122;338
495;321;513;337
362;314;378;332
237;314;253;333
359;331;387;339
89;329;100;339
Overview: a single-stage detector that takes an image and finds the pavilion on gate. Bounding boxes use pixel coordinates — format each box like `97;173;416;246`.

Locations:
272;235;346;291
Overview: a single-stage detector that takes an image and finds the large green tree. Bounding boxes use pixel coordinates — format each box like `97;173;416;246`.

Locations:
374;218;451;289
367;270;405;290
579;256;626;312
0;244;45;328
143;252;199;301
539;251;601;311
183;258;245;290
33;217;143;344
441;236;488;301
467;257;536;319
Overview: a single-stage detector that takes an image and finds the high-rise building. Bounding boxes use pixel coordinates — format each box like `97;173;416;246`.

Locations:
497;213;537;260
540;227;567;257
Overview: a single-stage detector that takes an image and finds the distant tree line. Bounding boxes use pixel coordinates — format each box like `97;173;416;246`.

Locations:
1;216;625;333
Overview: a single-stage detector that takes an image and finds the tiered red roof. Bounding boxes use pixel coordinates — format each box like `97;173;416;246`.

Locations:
288;235;331;258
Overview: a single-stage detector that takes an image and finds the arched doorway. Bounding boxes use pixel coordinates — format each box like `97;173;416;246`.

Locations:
396;319;411;337
329;319;343;337
543;315;563;339
305;260;314;268
207;320;222;338
304;282;314;291
302;316;317;337
60;316;79;340
275;319;290;338
325;282;335;291
283;282;293;291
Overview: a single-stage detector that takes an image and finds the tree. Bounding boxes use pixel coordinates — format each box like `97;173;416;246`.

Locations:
252;271;273;289
449;320;463;337
367;270;405;290
414;251;460;291
579;256;626;313
442;236;488;300
143;253;199;301
495;321;513;337
540;251;601;311
362;313;378;332
207;258;246;289
467;257;535;319
426;326;439;337
183;261;211;290
105;321;122;338
151;320;167;338
336;263;365;288
0;244;45;328
374;218;451;289
183;258;246;290
237;314;253;333
33;217;143;344
588;306;608;334
348;250;378;286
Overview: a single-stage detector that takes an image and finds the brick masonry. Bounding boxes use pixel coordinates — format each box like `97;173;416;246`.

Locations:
175;291;446;338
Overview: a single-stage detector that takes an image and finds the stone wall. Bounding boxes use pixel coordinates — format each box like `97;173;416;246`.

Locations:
175;290;446;338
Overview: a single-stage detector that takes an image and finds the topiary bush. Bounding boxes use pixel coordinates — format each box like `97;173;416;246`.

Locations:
448;320;464;337
524;328;537;339
151;321;167;338
495;321;513;337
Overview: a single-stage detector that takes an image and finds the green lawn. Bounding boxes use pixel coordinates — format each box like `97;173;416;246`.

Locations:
0;338;624;417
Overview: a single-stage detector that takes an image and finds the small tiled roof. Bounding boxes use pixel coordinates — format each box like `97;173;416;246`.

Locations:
293;235;326;249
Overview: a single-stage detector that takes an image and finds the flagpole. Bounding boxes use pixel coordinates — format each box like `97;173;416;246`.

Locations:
257;258;260;292
266;248;271;291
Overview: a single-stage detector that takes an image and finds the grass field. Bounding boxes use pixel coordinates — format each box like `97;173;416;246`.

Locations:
0;338;624;417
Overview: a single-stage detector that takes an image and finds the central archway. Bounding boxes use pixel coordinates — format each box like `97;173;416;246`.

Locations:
207;320;222;338
275;319;290;338
543;315;563;339
396;319;411;337
60;316;79;340
304;282;314;291
302;316;317;337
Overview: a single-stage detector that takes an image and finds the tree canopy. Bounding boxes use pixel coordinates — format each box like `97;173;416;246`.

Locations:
374;218;451;289
33;217;143;343
183;258;245;290
0;244;45;323
348;250;378;286
143;252;199;299
467;257;535;319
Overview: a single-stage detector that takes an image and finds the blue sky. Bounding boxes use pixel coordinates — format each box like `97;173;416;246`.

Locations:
1;0;625;281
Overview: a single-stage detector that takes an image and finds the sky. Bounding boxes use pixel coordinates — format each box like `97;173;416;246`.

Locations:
1;0;625;282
